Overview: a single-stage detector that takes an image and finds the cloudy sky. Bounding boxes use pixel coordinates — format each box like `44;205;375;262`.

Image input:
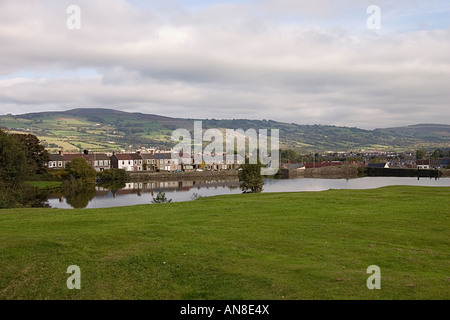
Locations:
0;0;449;129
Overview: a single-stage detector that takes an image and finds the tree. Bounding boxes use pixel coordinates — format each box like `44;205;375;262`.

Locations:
431;149;445;159
238;160;264;193
416;149;426;160
0;130;28;188
64;157;97;183
280;149;300;163
12;133;49;175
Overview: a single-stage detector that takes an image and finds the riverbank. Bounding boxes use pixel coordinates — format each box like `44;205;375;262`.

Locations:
127;170;239;181
282;164;360;179
1;186;449;300
440;169;450;177
282;165;448;179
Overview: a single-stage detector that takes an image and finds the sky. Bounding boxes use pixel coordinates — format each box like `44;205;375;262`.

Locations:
0;0;449;129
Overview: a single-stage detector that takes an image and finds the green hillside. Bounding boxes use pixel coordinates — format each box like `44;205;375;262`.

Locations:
0;108;449;153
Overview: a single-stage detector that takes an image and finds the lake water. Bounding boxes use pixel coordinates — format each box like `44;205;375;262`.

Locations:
48;177;450;209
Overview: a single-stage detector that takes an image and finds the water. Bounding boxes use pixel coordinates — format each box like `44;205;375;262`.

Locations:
48;177;450;209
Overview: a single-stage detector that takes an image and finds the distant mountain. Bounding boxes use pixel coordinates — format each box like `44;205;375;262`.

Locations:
1;108;449;153
374;124;450;141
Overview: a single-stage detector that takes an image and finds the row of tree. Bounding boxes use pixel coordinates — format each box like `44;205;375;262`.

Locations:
416;149;450;160
283;148;450;163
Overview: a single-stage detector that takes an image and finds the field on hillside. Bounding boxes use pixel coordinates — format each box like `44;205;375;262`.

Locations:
0;111;178;152
2;109;450;153
0;186;448;300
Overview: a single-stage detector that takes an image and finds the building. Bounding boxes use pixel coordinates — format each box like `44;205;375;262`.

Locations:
110;153;144;171
203;154;228;171
305;161;343;169
154;153;179;171
416;159;430;170
367;162;390;169
47;153;65;169
87;153;111;172
430;159;450;169
175;153;194;171
140;153;156;171
47;150;110;172
225;154;244;170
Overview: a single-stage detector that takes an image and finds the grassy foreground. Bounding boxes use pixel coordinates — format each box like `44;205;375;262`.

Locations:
0;186;448;300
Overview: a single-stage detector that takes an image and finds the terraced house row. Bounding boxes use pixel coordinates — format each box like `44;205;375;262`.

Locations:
47;150;244;172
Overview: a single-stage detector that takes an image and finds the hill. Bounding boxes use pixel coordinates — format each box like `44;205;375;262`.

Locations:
0;108;449;153
374;124;450;142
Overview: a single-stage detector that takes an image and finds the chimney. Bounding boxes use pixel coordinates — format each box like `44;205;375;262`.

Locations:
84;149;89;155
59;150;62;155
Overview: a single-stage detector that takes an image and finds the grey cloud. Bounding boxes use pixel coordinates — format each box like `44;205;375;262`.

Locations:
0;0;448;129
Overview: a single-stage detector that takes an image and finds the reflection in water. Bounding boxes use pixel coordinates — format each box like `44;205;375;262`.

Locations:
61;181;97;209
23;186;52;208
49;178;242;209
48;177;450;209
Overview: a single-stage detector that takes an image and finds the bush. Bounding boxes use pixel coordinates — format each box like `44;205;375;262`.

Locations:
190;193;204;200
357;166;368;177
151;192;172;204
98;169;127;182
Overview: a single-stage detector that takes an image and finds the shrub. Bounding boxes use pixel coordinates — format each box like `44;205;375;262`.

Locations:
151;192;172;204
190;193;204;200
98;168;127;182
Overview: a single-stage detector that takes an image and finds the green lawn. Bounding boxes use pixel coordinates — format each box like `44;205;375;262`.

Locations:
0;186;448;300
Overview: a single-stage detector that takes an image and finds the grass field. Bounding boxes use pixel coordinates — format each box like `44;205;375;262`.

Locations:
0;186;448;300
25;181;62;189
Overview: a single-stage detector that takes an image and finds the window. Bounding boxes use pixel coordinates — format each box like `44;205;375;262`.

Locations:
94;161;98;166
99;160;103;166
58;161;63;167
